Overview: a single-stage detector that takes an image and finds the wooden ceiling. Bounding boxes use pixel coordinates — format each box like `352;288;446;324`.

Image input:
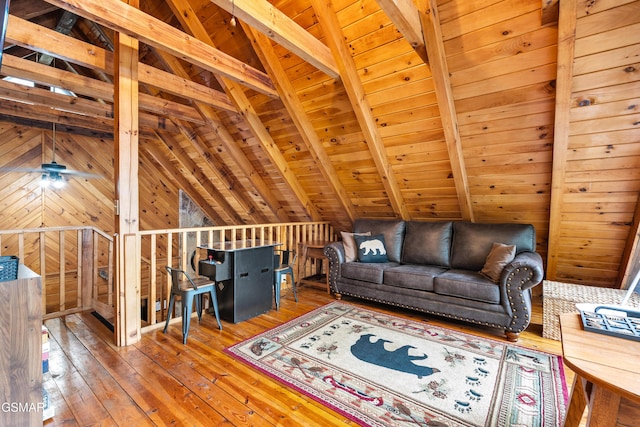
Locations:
1;0;639;288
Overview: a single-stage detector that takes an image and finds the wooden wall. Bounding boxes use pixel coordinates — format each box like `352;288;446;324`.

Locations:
547;0;640;286
1;0;639;289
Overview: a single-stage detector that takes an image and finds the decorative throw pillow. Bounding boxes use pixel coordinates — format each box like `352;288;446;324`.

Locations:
341;231;372;262
354;234;389;263
480;242;516;282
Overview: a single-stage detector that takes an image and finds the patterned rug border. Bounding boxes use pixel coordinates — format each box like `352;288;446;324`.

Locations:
224;301;569;426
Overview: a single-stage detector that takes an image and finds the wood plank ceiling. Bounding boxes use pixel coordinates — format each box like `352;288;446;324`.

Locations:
0;0;639;288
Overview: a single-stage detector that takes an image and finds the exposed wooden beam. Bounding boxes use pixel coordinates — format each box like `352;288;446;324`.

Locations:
148;130;240;225
7;0;58;20
42;0;278;97
1;54;112;100
0;98;113;133
153;44;290;223
138;63;236;113
139;142;227;225
166;0;320;221
0;68;204;126
0;96;183;137
168;120;270;224
113;30;140;347
375;0;429;63
0;114;112;139
246;25;357;223
5;15;237;113
38;10;78;66
311;0;409;219
419;0;473;221
208;0;339;79
546;0;577;279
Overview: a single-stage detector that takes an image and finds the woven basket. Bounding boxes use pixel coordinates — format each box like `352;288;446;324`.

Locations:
0;256;19;282
542;280;640;340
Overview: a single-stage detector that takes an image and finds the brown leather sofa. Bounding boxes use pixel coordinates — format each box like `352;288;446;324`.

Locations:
324;219;544;341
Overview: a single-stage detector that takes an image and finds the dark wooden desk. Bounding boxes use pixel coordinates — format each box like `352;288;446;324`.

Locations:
560;313;640;427
197;241;280;323
297;240;332;294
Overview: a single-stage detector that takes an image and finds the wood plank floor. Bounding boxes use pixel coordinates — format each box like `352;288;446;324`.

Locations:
42;287;574;426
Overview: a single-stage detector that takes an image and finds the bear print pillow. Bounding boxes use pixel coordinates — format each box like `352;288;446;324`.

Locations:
354;234;389;263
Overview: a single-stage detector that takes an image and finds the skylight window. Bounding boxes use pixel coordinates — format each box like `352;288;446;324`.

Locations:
2;76;77;97
3;76;35;87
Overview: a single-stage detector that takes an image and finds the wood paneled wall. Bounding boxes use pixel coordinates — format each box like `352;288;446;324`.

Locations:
547;0;640;287
1;0;639;290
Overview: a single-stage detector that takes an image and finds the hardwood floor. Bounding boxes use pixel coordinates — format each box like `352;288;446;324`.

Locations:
43;287;573;426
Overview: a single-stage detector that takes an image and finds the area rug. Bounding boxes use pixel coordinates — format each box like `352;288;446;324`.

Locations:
225;302;568;426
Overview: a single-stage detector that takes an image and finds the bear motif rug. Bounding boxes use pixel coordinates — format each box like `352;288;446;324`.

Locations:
225;302;568;426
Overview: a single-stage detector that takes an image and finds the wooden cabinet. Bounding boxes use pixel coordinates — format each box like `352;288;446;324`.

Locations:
199;242;278;323
0;264;42;427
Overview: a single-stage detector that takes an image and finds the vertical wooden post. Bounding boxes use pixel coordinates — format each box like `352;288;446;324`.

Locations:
114;23;140;346
81;228;94;310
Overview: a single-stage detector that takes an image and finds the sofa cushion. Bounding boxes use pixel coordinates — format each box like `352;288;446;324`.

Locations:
450;222;536;271
383;264;447;292
354;219;406;263
480;242;516;282
354;234;389;263
341;261;398;284
402;221;452;267
434;270;501;304
341;231;371;262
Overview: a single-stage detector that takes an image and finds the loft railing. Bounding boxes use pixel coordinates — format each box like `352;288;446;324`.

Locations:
0;222;336;329
0;226;114;320
138;221;336;332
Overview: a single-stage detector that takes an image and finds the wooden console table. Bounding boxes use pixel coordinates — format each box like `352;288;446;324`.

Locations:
560;313;640;427
297;240;332;293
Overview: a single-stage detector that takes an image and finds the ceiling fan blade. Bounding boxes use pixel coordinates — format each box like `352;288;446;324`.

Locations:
0;166;55;175
57;169;103;179
0;165;103;179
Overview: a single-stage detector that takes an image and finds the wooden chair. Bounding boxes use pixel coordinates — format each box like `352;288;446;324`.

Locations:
274;250;298;310
163;266;222;344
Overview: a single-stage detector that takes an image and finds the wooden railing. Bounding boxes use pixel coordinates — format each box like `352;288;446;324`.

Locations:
138;221;336;331
0;226;114;320
0;222;335;330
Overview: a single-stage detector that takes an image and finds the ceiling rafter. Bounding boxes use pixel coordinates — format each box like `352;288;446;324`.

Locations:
42;0;278;97
168;118;269;224
140;137;228;226
38;10;78;66
152;40;290;223
208;0;339;79
165;0;321;222
311;0;409;219
375;0;429;63
0;55;204;125
150;129;245;225
5;15;237;113
245;24;357;223
418;0;474;221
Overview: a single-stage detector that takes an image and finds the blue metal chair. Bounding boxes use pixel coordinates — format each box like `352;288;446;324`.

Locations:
274;250;297;310
163;266;222;344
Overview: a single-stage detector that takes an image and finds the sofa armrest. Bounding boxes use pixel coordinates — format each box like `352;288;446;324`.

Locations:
499;251;544;333
324;242;345;294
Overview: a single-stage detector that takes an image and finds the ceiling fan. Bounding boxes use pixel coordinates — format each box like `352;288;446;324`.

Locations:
0;123;102;188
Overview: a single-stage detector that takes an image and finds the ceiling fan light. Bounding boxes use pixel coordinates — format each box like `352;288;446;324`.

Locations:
51;173;65;189
40;174;50;187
